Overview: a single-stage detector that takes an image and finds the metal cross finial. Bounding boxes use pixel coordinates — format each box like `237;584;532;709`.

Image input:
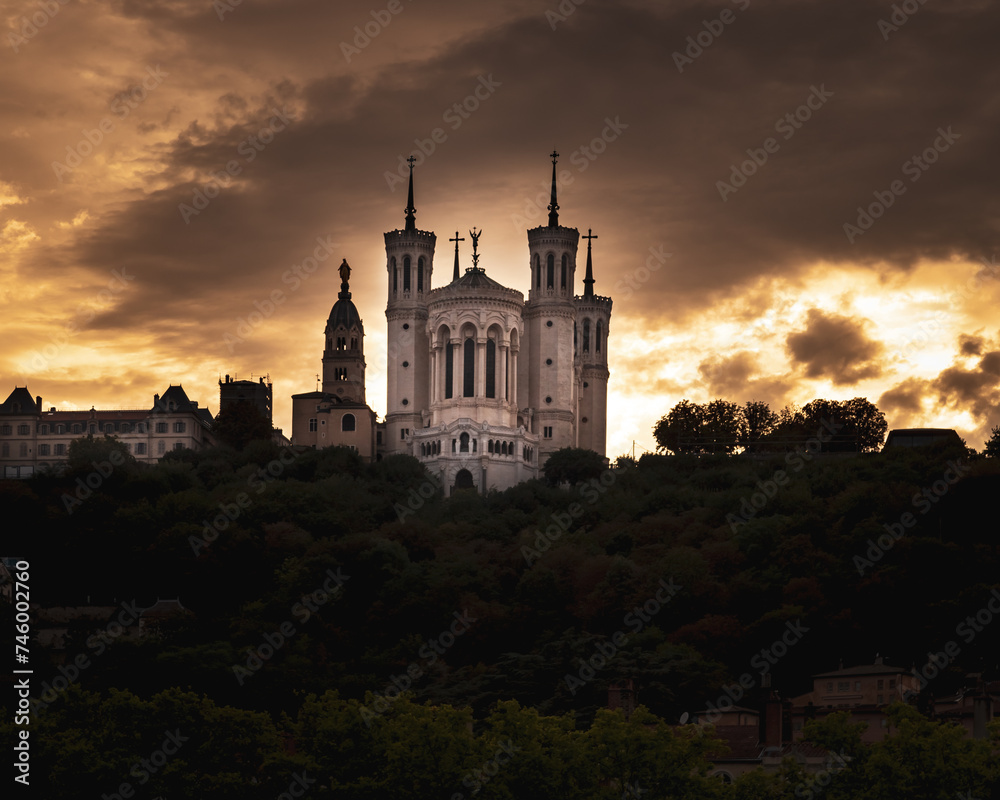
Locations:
450;231;465;280
550;150;559;164
407;155;416;170
583;228;598;244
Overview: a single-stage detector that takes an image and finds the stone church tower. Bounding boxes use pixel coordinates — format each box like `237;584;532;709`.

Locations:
292;153;612;493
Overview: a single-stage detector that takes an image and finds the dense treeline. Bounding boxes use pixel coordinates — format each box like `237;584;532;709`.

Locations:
3;687;996;799
653;397;890;454
7;434;999;727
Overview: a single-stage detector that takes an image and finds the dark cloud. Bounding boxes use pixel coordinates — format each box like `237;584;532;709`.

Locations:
878;378;928;415
786;309;884;383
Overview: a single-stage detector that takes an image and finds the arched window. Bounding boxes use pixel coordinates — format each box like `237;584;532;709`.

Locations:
455;468;474;490
445;342;454;399
546;254;554;288
561;254;568;289
472;439;477;453
392;257;397;293
534;254;541;288
417;257;424;292
488;440;494;453
460;432;470;452
501;441;507;456
350;337;358;350
596;320;603;353
583;319;590;353
463;337;475;397
486;338;496;398
342;414;356;432
403;256;411;291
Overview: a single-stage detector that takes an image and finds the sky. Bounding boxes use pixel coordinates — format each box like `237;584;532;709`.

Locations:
2;0;999;456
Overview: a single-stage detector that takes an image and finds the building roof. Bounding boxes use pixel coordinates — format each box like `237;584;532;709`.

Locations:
813;661;907;678
883;428;963;448
152;384;199;414
0;387;38;415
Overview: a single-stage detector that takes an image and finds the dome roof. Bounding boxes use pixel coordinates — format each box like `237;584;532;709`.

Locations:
327;293;363;332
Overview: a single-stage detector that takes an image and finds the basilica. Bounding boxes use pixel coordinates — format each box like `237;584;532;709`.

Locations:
290;154;613;494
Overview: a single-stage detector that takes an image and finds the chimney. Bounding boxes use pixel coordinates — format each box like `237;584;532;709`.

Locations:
760;690;784;747
36;395;42;413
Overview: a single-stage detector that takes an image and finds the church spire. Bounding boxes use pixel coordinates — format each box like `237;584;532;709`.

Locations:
450;231;464;281
582;228;598;297
547;150;560;227
404;156;416;231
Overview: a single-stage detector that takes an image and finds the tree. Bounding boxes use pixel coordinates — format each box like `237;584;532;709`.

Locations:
702;399;745;454
840;397;888;452
741;400;778;451
213;400;273;450
984;424;1000;458
653;400;706;454
543;447;607;485
66;434;136;473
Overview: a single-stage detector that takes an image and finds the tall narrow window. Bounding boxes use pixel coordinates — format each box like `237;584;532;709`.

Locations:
596;320;603;353
445;343;454;399
534;254;541;288
561;254;568;289
417;257;424;292
460;433;469;452
403;256;411;291
583;319;590;353
463;337;475;397
546;254;554;288
486;339;496;398
392;258;398;293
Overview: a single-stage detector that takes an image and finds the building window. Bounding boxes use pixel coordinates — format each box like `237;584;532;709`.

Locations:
546;253;554;288
417;257;424;292
17;424;30;435
463;338;475;397
534;254;541;288
120;423;131;433
0;424;10;435
486;339;496;398
877;680;884;690
72;423;82;434
401;428;409;439
877;694;884;704
55;443;66;456
157;440;166;455
104;423;115;433
309;418;318;432
39;424;48;434
1;443;8;457
136;443;146;455
544;396;552;404
392;257;398;293
596;320;603;352
173;421;186;433
488;440;493;453
351;337;358;349
19;443;28;456
889;679;896;689
826;682;833;692
38;444;50;456
138;422;146;433
174;442;184;451
56;424;65;434
583;319;590;352
501;441;507;455
543;426;553;439
855;681;861;691
156;422;168;433
837;682;849;692
561;254;568;289
403;256;411;292
445;342;454;399
342;414;356;432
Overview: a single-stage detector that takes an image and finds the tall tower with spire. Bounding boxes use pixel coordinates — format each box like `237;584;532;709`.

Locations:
574;230;612;454
384;158;436;451
523;151;581;460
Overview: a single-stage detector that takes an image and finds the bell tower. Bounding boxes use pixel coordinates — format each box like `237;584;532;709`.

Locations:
574;230;612;454
523;151;580;461
384;158;435;452
322;259;366;403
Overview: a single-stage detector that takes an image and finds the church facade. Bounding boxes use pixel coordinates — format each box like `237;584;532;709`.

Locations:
292;154;612;494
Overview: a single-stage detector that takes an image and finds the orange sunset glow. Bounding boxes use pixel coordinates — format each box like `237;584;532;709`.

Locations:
3;0;999;456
